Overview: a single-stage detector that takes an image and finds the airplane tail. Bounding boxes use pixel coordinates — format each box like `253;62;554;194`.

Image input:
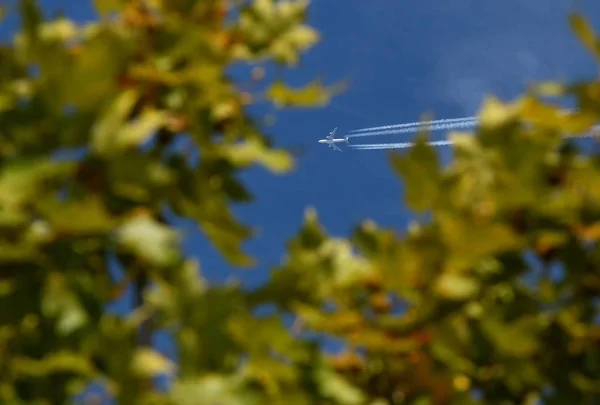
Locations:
344;136;349;143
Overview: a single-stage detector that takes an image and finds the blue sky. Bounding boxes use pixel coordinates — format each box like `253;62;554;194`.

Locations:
3;0;600;370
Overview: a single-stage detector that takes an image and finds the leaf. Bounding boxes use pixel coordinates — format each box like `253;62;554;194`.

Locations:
266;79;344;108
39;18;78;42
64;29;126;108
221;138;294;173
434;273;480;301
94;0;125;16
481;315;541;357
11;351;96;378
19;0;42;44
390;132;441;212
116;216;181;268
478;96;520;129
37;196;115;235
170;375;262;405
569;13;600;61
91;89;139;155
317;365;365;405
131;348;176;377
114;108;168;151
42;273;89;336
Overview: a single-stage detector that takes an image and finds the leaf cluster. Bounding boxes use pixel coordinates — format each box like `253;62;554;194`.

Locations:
2;2;600;405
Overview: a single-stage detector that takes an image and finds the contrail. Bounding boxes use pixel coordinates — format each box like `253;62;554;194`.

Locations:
349;132;599;151
348;116;477;134
350;140;455;150
348;119;477;138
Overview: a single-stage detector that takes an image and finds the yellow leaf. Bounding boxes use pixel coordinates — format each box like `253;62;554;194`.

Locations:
287;25;319;49
478;96;520;129
115;109;168;151
435;273;479;301
94;0;125;16
569;13;600;61
39;19;78;42
131;348;176;377
223;139;294;173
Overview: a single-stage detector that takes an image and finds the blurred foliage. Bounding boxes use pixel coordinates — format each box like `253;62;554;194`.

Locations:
1;1;600;405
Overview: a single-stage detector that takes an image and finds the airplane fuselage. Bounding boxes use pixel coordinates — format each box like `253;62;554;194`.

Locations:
318;138;346;143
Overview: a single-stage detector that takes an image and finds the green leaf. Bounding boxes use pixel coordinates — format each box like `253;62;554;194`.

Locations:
131;348;176;377
170;375;262;405
116;216;181;268
11;351;96;378
92;89;140;155
19;0;42;45
94;104;167;156
390;132;441;212
42;273;89;336
481;315;541;357
64;29;126;109
317;365;365;405
37;196;115;235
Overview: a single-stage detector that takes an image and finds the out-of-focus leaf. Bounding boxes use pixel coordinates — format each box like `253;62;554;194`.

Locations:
91;89;139;155
481;315;541;357
220;138;294;173
0;158;75;214
94;0;125;16
37;196;115;235
317;364;365;405
19;0;42;45
478;96;520;129
39;18;78;42
569;13;600;61
42;273;89;336
11;351;96;378
116;215;181;267
266;79;345;108
390;132;440;212
131;348;176;377
114;109;168;150
170;375;262;405
434;273;479;301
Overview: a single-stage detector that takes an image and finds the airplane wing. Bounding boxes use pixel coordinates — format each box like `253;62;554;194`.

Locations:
331;143;342;152
328;127;337;139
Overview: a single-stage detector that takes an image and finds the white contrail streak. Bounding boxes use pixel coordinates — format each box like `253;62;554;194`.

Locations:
348;119;477;138
350;140;455;150
348;116;477;134
350;132;599;151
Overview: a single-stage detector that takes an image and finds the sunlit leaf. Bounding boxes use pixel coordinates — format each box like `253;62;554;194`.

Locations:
434;273;479;301
390;132;441;212
131;348;176;377
91;89;140;155
170;375;262;405
117;215;181;267
478;96;521;129
220;138;294;173
266;79;344;108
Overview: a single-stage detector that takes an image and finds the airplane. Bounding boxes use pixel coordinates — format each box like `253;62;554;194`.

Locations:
318;127;349;151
